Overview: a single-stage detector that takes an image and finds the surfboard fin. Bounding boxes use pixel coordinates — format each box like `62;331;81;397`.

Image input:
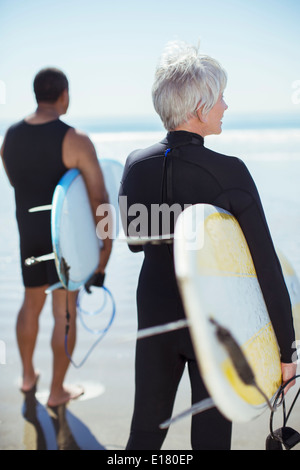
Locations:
45;282;64;294
25;253;55;266
28;204;52;213
159;397;215;429
123;234;174;245
119;319;189;343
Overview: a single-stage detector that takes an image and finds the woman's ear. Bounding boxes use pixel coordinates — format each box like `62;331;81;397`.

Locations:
196;105;207;123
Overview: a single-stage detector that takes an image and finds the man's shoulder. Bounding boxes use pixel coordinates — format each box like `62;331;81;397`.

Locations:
64;126;87;140
62;127;97;168
63;127;94;149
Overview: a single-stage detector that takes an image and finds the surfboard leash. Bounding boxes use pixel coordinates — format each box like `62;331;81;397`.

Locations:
62;257;116;368
209;318;275;412
61;257;72;358
209;318;300;449
64;286;116;369
266;374;300;450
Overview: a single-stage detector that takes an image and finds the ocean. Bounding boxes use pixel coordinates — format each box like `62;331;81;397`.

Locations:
0;115;300;449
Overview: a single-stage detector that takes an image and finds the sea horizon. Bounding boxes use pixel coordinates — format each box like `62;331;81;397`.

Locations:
0;111;299;136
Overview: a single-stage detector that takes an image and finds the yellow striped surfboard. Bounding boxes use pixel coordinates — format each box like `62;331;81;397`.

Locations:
174;204;299;422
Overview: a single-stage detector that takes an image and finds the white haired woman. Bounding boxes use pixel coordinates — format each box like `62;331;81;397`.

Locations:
120;41;296;450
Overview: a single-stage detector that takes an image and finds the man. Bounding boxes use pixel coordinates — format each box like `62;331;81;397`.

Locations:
0;68;112;407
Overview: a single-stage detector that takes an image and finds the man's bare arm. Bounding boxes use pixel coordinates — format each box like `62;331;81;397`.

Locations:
62;128;113;273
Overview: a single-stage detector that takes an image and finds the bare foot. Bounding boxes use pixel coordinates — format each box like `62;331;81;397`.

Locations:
47;384;84;407
20;371;40;393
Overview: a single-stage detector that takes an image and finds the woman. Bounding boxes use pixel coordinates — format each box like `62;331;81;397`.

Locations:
119;41;296;450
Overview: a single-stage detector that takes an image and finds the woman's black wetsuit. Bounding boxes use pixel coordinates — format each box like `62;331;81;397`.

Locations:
119;130;295;450
2;119;71;287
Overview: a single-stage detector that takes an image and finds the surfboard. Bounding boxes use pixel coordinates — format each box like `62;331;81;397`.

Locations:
276;250;300;343
25;158;124;291
174;203;300;422
51;168;98;290
100;158;124;238
51;158;123;291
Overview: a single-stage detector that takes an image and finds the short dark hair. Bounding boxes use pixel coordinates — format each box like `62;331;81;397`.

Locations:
33;67;69;103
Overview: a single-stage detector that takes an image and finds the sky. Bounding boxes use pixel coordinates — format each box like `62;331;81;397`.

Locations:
0;0;300;124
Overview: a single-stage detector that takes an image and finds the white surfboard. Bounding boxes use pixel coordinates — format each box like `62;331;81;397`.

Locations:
276;250;300;343
51;168;99;291
174;203;299;422
51;159;124;291
100;158;124;237
26;159;124;291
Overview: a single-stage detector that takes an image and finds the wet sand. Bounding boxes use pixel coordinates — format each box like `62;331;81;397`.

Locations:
0;239;299;451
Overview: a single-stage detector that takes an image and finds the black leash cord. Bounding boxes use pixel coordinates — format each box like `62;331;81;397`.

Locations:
269;374;300;429
60;257;72;359
210;318;275;412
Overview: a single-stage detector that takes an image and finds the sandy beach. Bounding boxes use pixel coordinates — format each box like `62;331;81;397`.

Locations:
1;236;299;451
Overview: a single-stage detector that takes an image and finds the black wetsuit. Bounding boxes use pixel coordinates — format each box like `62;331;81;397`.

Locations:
2;119;71;287
119;130;295;450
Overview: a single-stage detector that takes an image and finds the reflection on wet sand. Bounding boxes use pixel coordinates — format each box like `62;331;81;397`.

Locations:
22;388;105;450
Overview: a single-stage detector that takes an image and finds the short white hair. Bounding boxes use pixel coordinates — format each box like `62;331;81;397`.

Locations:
152;41;227;131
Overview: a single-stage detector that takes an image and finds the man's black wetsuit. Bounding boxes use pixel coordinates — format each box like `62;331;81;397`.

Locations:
120;130;295;450
3;119;71;287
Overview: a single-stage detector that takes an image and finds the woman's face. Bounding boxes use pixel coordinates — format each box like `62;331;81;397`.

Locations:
200;93;228;136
